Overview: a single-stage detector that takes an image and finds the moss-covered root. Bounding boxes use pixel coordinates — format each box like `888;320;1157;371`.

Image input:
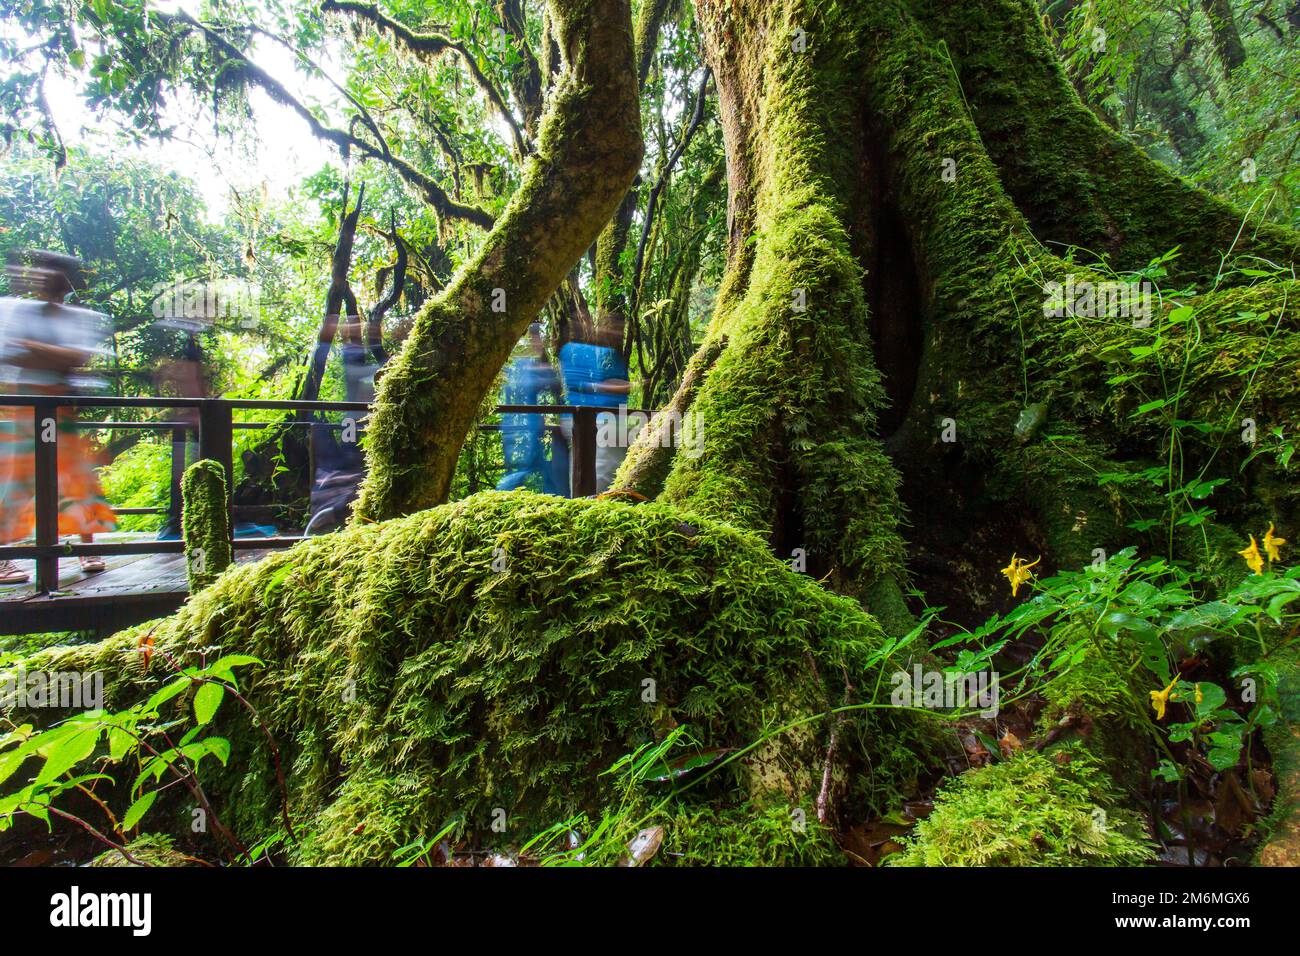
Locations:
890;746;1155;866
180;459;232;591
1257;644;1300;866
12;493;934;864
614;335;726;500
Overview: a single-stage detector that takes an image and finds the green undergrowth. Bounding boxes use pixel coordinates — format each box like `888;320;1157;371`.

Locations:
650;797;842;866
889;745;1155;866
90;833;191;868
10;492;936;864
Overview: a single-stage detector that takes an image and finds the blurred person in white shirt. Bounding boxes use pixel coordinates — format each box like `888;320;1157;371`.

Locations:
0;250;116;583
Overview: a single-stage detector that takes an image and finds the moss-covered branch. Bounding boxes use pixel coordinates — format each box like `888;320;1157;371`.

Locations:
355;0;644;520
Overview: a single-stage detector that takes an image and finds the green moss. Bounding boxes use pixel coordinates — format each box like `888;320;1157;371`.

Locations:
15;492;938;864
180;460;232;591
90;833;191;867
296;773;439;866
890;745;1155;866
659;3;908;589
651;795;844;866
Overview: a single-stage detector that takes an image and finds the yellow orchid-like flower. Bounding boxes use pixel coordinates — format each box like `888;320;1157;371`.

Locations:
1238;535;1265;576
1263;523;1286;563
1150;674;1181;721
1000;554;1041;597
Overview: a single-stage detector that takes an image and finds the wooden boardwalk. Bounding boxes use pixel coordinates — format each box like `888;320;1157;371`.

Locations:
0;396;614;637
1;535;271;635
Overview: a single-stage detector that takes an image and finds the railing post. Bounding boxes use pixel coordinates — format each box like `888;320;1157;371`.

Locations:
571;407;597;498
197;399;235;543
168;424;186;526
33;400;59;593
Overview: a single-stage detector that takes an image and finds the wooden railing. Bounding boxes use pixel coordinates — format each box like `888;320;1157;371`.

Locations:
0;395;614;595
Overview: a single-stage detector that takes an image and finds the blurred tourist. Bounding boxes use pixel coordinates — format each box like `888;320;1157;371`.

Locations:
0;250;116;583
497;322;566;495
305;316;374;534
558;316;631;494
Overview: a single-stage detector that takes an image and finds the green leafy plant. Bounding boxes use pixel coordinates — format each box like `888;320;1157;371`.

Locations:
0;651;265;865
949;547;1298;781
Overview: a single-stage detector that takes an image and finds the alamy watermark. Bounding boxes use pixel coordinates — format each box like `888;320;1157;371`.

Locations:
150;277;260;327
890;665;1000;718
50;886;151;936
1043;275;1155;327
0;669;103;710
596;405;704;458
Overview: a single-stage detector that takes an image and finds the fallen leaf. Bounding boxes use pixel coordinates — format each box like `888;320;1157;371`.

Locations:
1251;767;1275;807
961;733;991;767
137;632;155;671
841;819;912;867
1214;772;1255;837
998;729;1023;758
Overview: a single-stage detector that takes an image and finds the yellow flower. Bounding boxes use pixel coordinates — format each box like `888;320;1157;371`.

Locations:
1150;674;1181;721
1264;523;1286;563
1000;554;1041;597
1238;536;1265;575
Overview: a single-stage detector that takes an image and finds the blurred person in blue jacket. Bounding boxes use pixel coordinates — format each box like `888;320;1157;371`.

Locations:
558;315;631;494
497;322;566;495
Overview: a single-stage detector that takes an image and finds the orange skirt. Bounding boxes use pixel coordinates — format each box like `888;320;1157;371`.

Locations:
0;398;117;544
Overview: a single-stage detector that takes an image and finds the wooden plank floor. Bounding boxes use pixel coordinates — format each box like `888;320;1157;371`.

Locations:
0;535;274;633
0;550;188;604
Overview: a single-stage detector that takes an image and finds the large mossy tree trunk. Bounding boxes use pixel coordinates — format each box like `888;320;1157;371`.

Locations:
622;0;1299;586
9;0;1300;866
612;0;1300;860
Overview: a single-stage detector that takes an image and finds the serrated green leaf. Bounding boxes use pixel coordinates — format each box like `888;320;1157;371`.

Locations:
122;790;157;831
35;729;98;785
194;682;224;726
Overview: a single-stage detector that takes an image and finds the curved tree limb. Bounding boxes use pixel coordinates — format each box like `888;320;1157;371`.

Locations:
355;0;643;519
321;0;530;161
299;183;364;406
367;208;407;365
495;0;544;138
169;10;494;229
590;0;684;338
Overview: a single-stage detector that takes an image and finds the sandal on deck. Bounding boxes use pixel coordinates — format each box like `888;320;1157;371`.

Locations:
79;556;107;574
0;560;29;584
